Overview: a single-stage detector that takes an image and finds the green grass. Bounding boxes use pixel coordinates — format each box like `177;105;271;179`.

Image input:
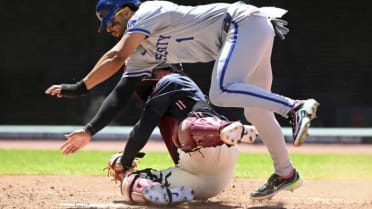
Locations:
1;149;372;180
235;153;372;180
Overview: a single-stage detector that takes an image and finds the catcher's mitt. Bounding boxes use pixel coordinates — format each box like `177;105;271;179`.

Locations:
105;152;145;183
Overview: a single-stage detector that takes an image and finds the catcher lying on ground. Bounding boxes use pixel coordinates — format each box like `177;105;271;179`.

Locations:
107;63;257;205
59;63;257;205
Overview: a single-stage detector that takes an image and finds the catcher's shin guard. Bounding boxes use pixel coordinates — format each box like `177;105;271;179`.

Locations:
121;171;194;205
143;184;194;205
121;172;160;204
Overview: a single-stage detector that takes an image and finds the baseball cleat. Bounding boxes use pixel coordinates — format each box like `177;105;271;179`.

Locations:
250;169;303;200
288;99;320;147
143;184;194;205
220;122;258;145
241;125;258;143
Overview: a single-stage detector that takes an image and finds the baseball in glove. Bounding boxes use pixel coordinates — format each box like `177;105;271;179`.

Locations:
105;152;146;183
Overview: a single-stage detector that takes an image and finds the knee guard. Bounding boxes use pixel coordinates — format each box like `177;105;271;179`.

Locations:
174;116;231;152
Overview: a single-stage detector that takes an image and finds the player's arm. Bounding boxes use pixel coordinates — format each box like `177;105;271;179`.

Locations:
120;89;172;170
45;33;146;98
60;76;142;155
83;33;146;89
120;110;162;170
84;76;143;135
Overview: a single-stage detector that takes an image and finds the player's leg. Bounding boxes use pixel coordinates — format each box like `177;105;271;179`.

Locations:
245;108;293;176
209;15;294;117
121;145;238;203
142;184;193;205
121;147;237;201
173;145;239;199
177;144;238;177
121;169;194;205
150;166;223;199
245;107;303;200
210;15;319;146
176;115;257;148
243;28;302;200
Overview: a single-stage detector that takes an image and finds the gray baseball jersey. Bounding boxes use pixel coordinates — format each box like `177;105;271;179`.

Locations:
123;1;285;76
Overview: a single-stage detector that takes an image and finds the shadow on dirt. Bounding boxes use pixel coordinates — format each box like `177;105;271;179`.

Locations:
101;200;287;209
247;202;286;209
62;200;286;209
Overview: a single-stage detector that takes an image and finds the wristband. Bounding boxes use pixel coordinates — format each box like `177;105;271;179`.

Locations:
60;80;88;98
84;123;97;136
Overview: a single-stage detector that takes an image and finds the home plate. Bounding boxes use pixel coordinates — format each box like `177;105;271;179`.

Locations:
59;202;137;209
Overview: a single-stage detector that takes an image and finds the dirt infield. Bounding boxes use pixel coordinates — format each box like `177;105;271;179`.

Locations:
1;175;371;209
1;140;372;209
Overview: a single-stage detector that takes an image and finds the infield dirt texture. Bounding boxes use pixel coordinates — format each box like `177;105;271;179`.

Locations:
1;140;371;209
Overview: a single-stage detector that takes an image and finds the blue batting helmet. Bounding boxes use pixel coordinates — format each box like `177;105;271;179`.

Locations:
96;0;141;32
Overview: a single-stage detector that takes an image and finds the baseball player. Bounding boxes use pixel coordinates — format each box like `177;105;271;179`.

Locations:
45;0;320;200
60;63;258;205
118;64;258;205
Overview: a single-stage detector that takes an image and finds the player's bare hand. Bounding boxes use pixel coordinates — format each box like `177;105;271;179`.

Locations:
60;129;91;155
45;81;88;98
45;84;63;98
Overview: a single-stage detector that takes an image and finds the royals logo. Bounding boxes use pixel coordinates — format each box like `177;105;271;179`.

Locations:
127;19;137;29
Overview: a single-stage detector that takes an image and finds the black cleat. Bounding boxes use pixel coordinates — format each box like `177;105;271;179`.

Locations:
250;169;303;200
288;99;320;147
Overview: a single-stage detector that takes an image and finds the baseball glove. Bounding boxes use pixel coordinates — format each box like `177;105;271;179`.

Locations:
105;152;146;183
